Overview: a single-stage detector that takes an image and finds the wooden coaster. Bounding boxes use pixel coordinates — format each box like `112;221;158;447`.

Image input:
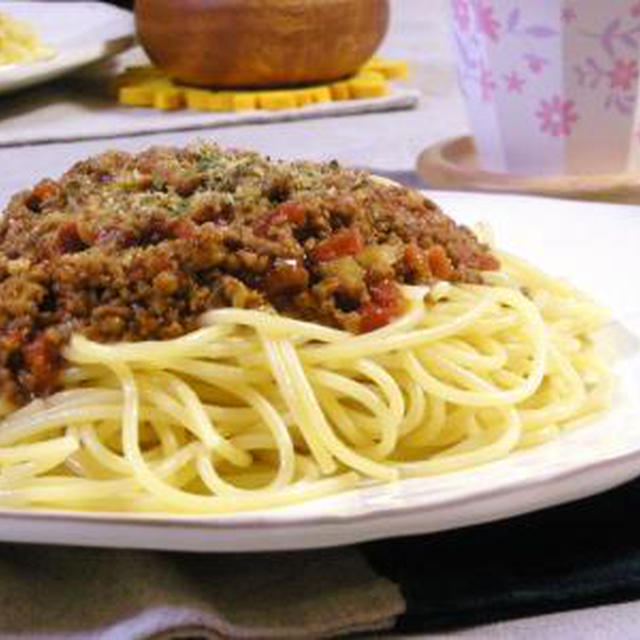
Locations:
417;136;640;204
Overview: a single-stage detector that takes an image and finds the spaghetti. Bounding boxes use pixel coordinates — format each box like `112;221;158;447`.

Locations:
0;251;612;513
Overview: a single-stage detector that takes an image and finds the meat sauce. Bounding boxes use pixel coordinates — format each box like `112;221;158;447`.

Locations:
0;143;498;402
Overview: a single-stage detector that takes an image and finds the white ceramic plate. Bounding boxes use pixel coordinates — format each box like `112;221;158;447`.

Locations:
0;2;134;95
1;191;639;552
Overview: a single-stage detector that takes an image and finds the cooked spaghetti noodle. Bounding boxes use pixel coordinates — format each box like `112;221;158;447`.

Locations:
0;252;612;513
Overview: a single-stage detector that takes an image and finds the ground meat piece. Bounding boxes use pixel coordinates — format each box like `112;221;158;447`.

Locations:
0;142;499;403
265;260;309;296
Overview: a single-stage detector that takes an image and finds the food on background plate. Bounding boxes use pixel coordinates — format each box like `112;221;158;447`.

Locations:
0;11;55;67
0;143;612;513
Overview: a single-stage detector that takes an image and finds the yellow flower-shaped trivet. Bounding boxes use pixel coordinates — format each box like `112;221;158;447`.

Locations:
117;58;408;112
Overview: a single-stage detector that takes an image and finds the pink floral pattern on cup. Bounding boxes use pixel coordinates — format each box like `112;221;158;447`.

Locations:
536;96;579;137
479;64;497;101
449;0;640;174
609;59;639;90
504;70;525;93
475;2;501;42
562;7;577;25
573;57;638;114
524;53;549;75
452;0;471;32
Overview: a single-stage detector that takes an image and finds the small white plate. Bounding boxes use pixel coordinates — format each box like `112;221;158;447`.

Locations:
0;190;639;552
0;2;134;95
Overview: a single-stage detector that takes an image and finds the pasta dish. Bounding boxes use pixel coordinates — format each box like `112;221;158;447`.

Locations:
0;143;611;513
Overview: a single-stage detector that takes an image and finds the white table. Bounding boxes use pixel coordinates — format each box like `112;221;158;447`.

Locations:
0;1;638;638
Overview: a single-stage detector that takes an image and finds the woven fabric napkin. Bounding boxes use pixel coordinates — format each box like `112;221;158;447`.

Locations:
0;544;404;639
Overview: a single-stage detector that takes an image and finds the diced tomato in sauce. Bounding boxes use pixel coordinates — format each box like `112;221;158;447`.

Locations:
426;245;454;280
277;202;306;225
30;180;60;205
254;202;306;236
403;243;427;274
22;335;59;395
312;228;364;262
359;278;404;333
359;303;392;333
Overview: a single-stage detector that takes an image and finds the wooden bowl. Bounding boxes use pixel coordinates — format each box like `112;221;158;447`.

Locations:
134;0;390;89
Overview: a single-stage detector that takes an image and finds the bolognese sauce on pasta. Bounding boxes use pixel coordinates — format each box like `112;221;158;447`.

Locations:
0;143;611;513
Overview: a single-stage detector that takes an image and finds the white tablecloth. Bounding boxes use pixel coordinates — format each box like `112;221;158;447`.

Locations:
0;1;637;638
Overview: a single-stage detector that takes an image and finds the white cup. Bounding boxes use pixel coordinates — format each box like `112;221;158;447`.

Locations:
450;0;640;174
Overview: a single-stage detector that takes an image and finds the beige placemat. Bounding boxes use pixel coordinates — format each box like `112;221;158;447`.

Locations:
0;543;405;639
0;48;420;148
